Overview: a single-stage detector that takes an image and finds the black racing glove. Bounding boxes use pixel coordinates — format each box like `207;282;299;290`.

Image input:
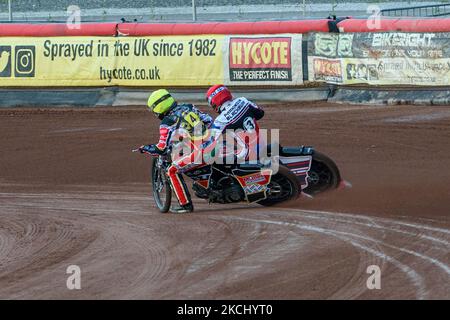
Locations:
139;144;159;155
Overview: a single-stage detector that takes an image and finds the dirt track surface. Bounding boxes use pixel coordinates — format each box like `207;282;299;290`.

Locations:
0;102;449;299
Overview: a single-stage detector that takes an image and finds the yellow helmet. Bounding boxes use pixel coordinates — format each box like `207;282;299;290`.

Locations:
147;89;176;117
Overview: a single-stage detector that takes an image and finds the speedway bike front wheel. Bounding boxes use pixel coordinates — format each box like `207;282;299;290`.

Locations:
151;157;172;213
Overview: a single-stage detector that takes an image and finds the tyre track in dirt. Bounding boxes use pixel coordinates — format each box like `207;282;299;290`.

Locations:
1;188;448;299
0;103;449;299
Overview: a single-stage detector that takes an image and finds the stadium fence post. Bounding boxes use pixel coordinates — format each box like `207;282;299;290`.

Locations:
192;0;197;21
8;0;12;21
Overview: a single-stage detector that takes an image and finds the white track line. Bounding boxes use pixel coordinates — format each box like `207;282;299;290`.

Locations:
383;111;450;123
281;215;450;275
222;215;427;300
2;191;449;299
281;208;450;235
291;213;449;248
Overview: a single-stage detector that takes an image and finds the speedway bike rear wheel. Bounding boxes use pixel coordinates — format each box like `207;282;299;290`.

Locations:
303;151;341;195
257;165;300;206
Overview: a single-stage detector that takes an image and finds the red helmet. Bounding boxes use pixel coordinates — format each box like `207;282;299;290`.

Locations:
206;85;232;112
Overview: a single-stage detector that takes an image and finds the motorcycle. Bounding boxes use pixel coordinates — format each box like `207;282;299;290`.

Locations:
135;142;342;213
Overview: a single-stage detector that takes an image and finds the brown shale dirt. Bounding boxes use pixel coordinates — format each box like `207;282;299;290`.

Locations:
0;101;449;299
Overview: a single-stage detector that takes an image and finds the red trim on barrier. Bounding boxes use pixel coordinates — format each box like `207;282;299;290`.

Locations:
0;23;117;36
4;19;450;38
117;20;331;36
337;18;450;33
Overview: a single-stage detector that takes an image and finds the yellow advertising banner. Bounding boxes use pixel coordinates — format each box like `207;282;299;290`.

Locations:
0;36;225;86
0;34;303;87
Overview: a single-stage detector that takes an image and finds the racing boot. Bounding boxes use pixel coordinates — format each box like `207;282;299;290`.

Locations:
170;202;194;213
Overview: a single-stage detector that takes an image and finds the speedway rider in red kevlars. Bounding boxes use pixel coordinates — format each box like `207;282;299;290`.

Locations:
140;85;264;213
140;89;212;213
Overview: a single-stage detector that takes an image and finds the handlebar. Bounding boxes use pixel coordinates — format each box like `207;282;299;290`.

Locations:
132;148;155;155
131;146;171;156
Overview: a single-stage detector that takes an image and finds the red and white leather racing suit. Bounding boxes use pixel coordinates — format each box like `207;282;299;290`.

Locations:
203;97;265;164
153;104;212;206
156;98;264;206
177;97;265;199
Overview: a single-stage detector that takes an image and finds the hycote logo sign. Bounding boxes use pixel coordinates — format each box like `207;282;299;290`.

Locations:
229;37;292;81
